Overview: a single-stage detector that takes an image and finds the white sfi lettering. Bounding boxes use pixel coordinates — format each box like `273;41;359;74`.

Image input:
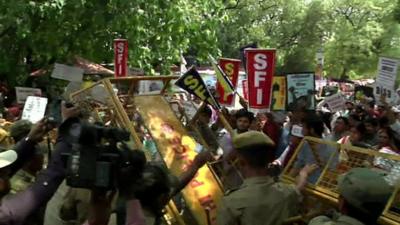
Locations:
254;53;267;70
254;71;266;87
257;89;263;104
117;43;124;53
253;53;268;104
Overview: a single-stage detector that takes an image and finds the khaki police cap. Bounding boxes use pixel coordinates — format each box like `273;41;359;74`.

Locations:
338;168;393;213
9;120;32;139
233;131;275;150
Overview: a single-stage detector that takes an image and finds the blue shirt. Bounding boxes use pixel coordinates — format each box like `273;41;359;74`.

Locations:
275;127;290;158
293;140;339;184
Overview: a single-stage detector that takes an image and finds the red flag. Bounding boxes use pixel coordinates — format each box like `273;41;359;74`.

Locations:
216;58;240;106
114;39;128;77
245;49;276;112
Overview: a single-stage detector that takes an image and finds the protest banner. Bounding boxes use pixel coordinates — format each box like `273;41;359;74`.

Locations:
286;73;315;110
242;80;248;100
114;39;128;77
245;49;276;112
271;76;286;111
134;95;223;225
175;66;220;109
21;96;48;123
324;93;345;112
15;87;42;104
374;57;399;104
216;58;240;106
209;55;235;96
51;63;84;82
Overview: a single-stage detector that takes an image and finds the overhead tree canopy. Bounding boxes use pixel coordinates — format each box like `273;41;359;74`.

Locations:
1;0;399;89
0;0;224;87
217;0;400;79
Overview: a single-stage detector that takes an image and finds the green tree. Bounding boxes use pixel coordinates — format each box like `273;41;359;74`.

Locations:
323;0;399;79
217;0;329;74
217;0;400;79
0;0;224;88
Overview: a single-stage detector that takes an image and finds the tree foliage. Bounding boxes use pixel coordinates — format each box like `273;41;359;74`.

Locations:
1;0;399;89
218;0;400;79
0;0;224;87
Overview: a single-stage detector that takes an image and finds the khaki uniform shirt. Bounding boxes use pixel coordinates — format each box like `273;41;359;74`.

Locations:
309;214;364;225
10;169;36;194
216;176;300;225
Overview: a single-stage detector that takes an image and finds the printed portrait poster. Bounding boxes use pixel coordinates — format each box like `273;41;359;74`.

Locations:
271;76;286;111
286;73;315;110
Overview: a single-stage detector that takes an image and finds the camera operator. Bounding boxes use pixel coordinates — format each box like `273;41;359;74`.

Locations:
0;102;80;225
44;102;148;225
0;118;58;224
116;150;214;225
80;146;148;225
82;186;146;225
6;119;48;225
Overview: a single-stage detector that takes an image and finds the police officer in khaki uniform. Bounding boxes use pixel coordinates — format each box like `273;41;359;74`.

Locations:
309;167;393;225
10;168;37;194
9;120;45;194
216;131;317;225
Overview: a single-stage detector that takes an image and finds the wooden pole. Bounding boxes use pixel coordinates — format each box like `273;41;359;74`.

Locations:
217;110;234;136
102;79;143;149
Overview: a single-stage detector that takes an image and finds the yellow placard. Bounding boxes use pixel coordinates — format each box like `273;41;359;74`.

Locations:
271;76;286;111
135;95;223;225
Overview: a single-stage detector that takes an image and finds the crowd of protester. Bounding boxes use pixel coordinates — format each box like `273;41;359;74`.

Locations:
0;79;398;225
199;93;399;225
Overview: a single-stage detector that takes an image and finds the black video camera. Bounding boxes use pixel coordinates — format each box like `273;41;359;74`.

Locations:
62;121;146;190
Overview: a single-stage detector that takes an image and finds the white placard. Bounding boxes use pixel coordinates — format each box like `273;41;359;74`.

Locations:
324;93;346;112
316;52;324;65
22;96;48;123
291;125;304;138
63;82;82;100
15;87;42;104
315;79;327;91
374;57;399;104
51;63;84;82
91;85;109;104
138;80;163;94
